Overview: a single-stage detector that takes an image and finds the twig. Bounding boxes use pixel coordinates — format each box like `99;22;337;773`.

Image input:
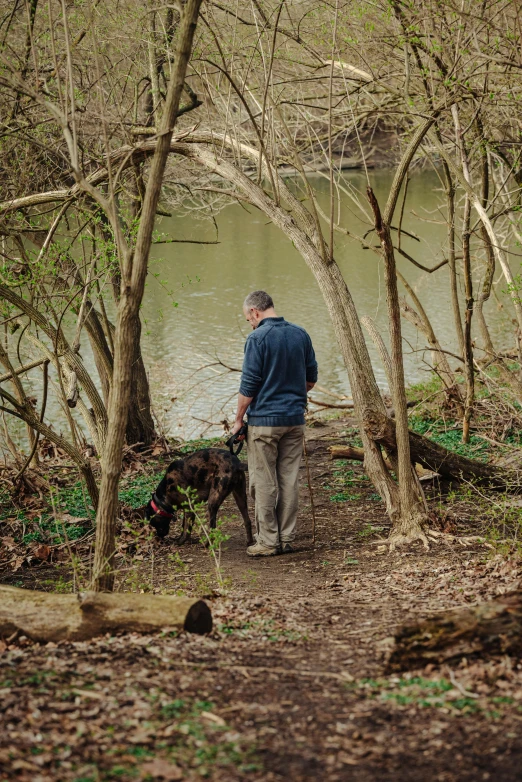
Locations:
14;360;49;484
448;669;479;699
308;396;354;410
303;435;316;544
162;658;355;683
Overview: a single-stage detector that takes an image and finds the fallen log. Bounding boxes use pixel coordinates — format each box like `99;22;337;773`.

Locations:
330;444;393;470
362;409;515;487
308;396;354;410
0;586;212;642
387;590;522;671
329;444;436;479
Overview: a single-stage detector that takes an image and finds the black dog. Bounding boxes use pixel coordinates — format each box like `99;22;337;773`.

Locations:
145;448;254;545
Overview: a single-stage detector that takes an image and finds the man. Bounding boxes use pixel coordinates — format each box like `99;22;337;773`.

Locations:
229;290;318;557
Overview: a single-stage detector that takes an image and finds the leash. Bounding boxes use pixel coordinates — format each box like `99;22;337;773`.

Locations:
225;423;248;456
303;435;316;544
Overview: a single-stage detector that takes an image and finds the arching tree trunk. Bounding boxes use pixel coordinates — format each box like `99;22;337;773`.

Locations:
159;134;519;546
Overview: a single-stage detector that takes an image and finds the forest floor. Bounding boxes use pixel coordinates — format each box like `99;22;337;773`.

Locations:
2;412;522;781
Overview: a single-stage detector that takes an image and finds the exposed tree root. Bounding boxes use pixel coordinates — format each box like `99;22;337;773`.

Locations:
427;530;494;548
388;512;430;552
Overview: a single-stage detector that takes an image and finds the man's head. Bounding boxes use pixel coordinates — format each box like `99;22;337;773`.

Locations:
243;290;276;329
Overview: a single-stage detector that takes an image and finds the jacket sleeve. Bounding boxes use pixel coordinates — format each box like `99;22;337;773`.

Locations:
239;337;264;397
305;335;318;383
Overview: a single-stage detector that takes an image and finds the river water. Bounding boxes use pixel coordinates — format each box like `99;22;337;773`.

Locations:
4;168;517;448
139;167;515;439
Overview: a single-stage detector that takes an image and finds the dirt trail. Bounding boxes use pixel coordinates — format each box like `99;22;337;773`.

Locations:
2;418;522;781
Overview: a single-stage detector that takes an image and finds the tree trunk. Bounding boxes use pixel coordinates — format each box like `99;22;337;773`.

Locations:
0;585;212;641
24;234;114;409
0;396;99;508
94;307;156;446
174;141;404;525
442;162;465;357
83;304;113;408
387;590;522;671
452;106;474;443
330;443;394;471
0;284;108;452
125;315;156;446
473;152;522;400
0;340;99;507
367;186;428;549
91;0;202;592
430;128;522;351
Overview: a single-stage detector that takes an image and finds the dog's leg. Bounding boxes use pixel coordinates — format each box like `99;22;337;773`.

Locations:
176;510;194;545
232;477;254;545
199;489;226;547
204;502;219;546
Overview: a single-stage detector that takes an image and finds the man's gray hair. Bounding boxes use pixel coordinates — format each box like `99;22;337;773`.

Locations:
244;290;274;312
243;291;274;312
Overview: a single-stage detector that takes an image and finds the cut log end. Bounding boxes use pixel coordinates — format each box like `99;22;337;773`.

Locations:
184;599;213;635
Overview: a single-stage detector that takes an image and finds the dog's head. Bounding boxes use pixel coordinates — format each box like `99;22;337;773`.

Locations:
146;494;176;539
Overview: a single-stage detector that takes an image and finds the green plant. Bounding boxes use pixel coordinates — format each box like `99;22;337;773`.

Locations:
330;492;361;502
357;524;384;538
176;436;223;454
50;576;73;594
118;473;161;507
241;567;258;586
168;552;188;572
409;418;489;461
179;487;231;593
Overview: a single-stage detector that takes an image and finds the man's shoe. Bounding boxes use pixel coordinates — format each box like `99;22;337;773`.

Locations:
280;542;295;554
247;541;279;557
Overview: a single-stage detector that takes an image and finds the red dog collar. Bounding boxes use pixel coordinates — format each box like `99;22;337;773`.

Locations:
150;498;173;518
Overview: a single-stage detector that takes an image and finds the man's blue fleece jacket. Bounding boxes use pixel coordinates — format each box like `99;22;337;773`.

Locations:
239;317;318;427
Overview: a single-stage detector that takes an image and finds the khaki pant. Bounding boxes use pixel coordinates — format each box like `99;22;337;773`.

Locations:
247;425;305;549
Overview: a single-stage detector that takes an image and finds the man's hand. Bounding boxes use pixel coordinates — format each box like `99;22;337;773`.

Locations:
306;381;316;392
230;419;246;439
230;393;253;439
